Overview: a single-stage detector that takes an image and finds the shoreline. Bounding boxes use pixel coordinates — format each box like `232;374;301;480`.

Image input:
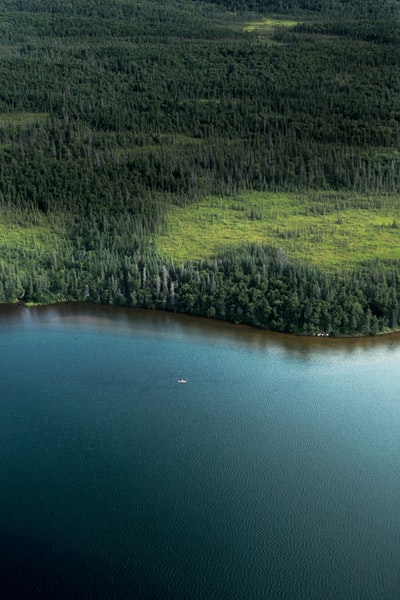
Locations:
2;299;400;347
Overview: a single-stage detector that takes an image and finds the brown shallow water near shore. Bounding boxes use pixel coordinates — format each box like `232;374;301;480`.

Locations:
2;300;400;600
2;301;400;358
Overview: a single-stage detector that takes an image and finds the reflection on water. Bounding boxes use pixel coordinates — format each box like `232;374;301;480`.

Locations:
2;301;400;360
1;301;400;600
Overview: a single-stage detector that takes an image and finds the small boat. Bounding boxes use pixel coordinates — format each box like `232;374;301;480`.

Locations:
177;379;187;384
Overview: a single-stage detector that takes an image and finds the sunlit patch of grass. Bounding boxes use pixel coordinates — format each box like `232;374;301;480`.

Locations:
0;205;67;262
0;112;48;128
156;192;400;270
0;220;56;253
243;18;298;33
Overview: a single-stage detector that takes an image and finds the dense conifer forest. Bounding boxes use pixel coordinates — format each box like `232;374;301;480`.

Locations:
0;0;400;335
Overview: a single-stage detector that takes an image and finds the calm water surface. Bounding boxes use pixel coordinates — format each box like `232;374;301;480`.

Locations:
1;303;400;599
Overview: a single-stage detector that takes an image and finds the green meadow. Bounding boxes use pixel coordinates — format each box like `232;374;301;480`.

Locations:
0;0;399;333
0;204;66;268
243;18;298;33
156;192;400;269
0;112;48;128
0;221;54;253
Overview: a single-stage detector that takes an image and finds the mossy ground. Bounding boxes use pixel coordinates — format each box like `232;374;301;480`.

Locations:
156;192;400;269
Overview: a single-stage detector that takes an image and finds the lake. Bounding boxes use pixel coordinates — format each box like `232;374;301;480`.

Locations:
1;303;400;599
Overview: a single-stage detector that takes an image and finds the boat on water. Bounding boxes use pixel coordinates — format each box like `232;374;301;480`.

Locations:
177;379;187;384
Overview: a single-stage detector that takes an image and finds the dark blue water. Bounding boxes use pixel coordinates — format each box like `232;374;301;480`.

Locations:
1;304;400;599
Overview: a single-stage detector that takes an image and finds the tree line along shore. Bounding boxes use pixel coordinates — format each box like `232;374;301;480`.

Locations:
0;0;400;335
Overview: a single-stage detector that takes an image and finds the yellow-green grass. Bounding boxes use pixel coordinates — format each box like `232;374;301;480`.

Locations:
0;220;57;253
156;192;400;270
243;18;298;34
0;112;47;128
0;206;67;274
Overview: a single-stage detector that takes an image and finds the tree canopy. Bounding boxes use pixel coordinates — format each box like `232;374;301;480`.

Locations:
0;0;400;334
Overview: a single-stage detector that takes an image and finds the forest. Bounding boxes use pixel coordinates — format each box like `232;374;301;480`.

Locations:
0;0;399;335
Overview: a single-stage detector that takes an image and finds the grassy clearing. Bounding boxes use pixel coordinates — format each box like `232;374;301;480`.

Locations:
0;112;48;128
0;206;67;268
0;220;57;254
243;18;298;34
156;192;400;269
